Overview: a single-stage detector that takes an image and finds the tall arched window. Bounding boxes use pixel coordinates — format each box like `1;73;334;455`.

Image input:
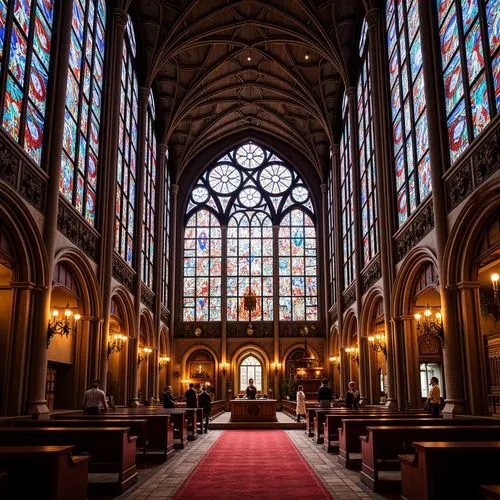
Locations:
162;163;171;306
183;142;317;323
437;0;499;165
327;167;336;304
114;20;138;265
0;0;56;165
183;209;222;322
60;0;106;225
142;92;156;289
386;0;432;227
358;20;379;266
240;355;262;392
340;97;355;288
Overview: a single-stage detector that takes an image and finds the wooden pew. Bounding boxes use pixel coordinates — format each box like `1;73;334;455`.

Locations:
0;427;138;493
336;416;494;467
55;412;174;459
400;442;500;500
0;445;89;500
210;400;226;419
161;409;189;449
360;425;500;492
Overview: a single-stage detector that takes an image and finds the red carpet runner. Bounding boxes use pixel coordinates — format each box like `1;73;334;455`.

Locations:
174;430;333;499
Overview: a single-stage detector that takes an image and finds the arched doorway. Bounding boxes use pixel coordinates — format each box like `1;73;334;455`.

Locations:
232;346;269;397
185;350;216;398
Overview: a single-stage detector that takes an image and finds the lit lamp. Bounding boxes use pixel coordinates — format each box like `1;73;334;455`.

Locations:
329;356;340;370
159;355;170;370
492;273;499;305
138;346;152;366
367;333;387;356
220;362;228;376
273;362;281;376
414;305;443;341
47;304;80;346
107;331;127;358
345;346;359;364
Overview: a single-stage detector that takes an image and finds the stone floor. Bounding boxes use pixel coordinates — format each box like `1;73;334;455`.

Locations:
113;412;395;500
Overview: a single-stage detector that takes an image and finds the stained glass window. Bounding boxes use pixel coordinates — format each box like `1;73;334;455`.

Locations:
239;356;262;392
183;209;222;321
327;167;336;304
60;0;106;226
386;0;432;227
162;158;171;306
184;142;316;322
227;212;273;321
437;0;500;165
142;92;156;289
340;98;355;288
0;0;55;166
278;209;318;321
114;20;138;265
358;20;379;266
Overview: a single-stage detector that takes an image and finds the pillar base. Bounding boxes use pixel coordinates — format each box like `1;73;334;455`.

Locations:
26;400;50;418
128;398;140;408
384;398;398;409
442;399;466;419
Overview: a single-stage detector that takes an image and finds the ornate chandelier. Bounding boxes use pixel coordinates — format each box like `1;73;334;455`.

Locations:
414;305;443;342
368;333;387;355
47;304;80;346
243;289;257;336
107;331;128;358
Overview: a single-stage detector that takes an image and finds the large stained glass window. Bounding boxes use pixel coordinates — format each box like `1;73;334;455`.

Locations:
60;0;106;225
161;162;171;306
437;0;500;165
114;20;138;265
327;167;336;304
239;356;262;392
358;21;379;266
227;212;273;321
0;0;55;165
340;100;355;288
183;209;222;322
278;209;318;321
386;0;432;227
184;142;317;322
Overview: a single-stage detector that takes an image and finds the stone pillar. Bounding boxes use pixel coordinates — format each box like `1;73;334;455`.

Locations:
25;0;73;417
97;7;128;392
272;225;280;399
320;183;331;369
221;225;228;402
418;1;465;416
365;8;397;408
168;183;179;391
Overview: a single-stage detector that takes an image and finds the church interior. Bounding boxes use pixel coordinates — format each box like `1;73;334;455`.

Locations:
0;0;500;498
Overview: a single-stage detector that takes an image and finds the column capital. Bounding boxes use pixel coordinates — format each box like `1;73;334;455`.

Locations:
159;143;168;155
139;86;150;105
171;183;179;196
320;183;328;194
365;8;380;32
330;144;339;157
345;86;357;104
112;8;128;29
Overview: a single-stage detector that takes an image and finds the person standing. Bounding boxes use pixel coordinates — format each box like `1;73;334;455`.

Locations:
185;383;198;408
345;381;360;409
198;386;212;433
83;380;108;415
246;378;257;399
425;377;441;417
296;384;306;422
317;378;332;408
162;385;176;409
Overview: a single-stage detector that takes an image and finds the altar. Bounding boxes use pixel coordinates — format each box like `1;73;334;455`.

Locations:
230;399;278;422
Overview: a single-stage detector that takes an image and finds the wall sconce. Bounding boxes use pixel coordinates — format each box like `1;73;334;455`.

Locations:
492;273;499;305
329;356;340;370
47;304;80;346
138;346;152;366
368;333;387;356
220;362;228;376
481;273;500;321
414;305;443;342
107;331;127;358
159;355;170;370
345;346;359;364
273;362;281;376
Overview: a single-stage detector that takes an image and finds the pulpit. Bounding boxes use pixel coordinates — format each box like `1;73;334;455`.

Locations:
230;399;277;422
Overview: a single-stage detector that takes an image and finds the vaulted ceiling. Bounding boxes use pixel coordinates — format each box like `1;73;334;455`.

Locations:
130;0;364;181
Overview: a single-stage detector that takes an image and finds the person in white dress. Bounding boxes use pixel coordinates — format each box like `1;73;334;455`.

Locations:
296;385;306;422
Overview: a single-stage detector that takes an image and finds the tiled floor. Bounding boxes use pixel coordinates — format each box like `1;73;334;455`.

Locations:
114;412;393;500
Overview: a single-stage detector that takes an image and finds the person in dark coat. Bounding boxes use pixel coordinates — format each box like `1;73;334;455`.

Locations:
185;383;198;408
198;386;212;433
246;378;257;399
345;381;360;409
162;385;176;409
317;378;332;408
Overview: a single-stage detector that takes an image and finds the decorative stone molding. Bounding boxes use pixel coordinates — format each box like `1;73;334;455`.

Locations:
447;166;472;210
329;303;338;323
0;141;20;188
280;322;323;337
342;284;356;309
20;164;46;212
175;322;221;338
473;131;500;185
57;201;99;261
365;8;380;32
228;322;273;338
112;253;136;293
160;305;170;325
395;201;434;262
361;256;381;294
140;283;154;311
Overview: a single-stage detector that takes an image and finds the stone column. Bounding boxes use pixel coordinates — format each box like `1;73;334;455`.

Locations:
97;7;128;392
320;183;331;370
272;225;280;399
365;8;397;408
25;0;73;417
168;183;179;391
418;1;465;416
220;225;228;402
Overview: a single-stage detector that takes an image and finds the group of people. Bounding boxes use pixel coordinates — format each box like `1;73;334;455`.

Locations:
294;376;442;421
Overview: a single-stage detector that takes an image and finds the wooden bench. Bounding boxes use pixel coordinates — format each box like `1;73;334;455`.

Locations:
162;409;189;448
0;427;137;493
400;442;500;500
360;425;500;492
211;400;226;419
0;445;89;500
336;416;498;467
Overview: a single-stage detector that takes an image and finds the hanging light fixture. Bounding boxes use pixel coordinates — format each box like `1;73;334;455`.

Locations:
367;333;387;355
243;288;257;336
107;331;128;358
345;346;359;364
414;304;443;342
329;355;340;369
138;346;152;366
492;273;499;305
159;355;170;370
47;304;80;346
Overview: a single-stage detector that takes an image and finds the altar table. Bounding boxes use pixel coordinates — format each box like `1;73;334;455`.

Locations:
230;399;278;422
